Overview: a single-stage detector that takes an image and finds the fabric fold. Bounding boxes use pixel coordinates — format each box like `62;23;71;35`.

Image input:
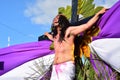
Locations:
0;40;54;76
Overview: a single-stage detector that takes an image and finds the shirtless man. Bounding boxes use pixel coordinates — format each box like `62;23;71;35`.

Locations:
45;14;75;80
44;8;106;80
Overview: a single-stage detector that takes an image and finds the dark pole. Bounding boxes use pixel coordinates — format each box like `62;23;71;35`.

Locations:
71;0;78;24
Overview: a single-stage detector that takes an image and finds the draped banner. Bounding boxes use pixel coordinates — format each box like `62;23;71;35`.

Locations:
90;1;120;79
94;0;120;40
0;40;54;76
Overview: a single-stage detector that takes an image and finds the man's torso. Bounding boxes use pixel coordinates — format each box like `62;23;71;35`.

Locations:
53;35;75;64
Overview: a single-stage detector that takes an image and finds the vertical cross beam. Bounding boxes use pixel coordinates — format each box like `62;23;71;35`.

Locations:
71;0;78;23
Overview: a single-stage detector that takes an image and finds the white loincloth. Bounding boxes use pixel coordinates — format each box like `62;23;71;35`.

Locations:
50;61;75;80
89;38;120;73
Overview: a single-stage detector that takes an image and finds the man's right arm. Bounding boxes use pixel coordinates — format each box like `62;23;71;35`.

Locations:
44;32;54;41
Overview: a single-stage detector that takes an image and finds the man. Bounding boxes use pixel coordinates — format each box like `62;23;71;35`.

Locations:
45;14;75;80
44;8;106;80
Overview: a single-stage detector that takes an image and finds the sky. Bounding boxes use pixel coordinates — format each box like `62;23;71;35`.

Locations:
0;0;71;48
0;0;119;80
0;0;118;48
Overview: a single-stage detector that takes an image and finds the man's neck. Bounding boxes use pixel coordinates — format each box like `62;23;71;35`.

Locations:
57;27;61;34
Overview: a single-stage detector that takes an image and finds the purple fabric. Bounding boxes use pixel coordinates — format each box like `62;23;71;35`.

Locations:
93;0;120;40
91;1;120;79
0;40;54;76
90;54;116;80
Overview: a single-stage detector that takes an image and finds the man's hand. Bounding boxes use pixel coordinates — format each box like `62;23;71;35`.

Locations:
44;32;49;36
96;8;107;16
44;32;54;41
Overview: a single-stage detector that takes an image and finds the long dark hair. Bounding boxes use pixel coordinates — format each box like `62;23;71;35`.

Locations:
51;14;70;42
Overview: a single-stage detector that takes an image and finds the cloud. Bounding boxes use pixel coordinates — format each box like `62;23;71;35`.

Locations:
94;0;118;8
103;0;118;8
24;0;119;25
24;0;71;25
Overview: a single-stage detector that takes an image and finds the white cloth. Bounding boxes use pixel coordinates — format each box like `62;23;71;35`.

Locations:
50;61;75;80
89;38;120;73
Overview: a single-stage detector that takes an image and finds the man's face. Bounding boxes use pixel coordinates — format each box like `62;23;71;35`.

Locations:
53;15;59;27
